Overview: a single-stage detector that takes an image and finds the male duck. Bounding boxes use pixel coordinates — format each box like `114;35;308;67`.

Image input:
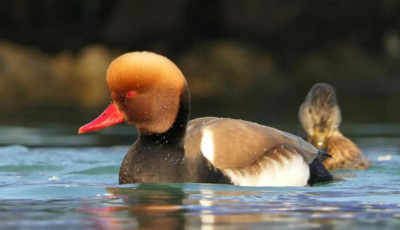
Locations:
79;51;332;186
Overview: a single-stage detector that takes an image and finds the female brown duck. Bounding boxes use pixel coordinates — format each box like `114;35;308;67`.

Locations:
299;83;370;170
79;51;332;186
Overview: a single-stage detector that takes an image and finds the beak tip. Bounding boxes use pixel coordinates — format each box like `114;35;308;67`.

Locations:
78;128;84;134
78;125;89;134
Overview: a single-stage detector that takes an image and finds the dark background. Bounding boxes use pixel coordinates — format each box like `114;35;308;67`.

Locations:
1;0;399;128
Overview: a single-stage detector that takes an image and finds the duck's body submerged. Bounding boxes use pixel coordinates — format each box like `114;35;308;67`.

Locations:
79;51;332;186
299;83;370;170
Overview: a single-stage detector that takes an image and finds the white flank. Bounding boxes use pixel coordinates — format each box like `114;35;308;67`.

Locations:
201;129;215;163
223;154;310;187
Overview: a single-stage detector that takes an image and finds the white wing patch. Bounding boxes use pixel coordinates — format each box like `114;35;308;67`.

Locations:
201;129;215;163
222;154;310;187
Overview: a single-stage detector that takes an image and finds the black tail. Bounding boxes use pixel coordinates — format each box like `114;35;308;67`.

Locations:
291;131;334;185
308;157;333;186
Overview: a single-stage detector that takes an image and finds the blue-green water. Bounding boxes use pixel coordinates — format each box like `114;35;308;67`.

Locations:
1;124;400;229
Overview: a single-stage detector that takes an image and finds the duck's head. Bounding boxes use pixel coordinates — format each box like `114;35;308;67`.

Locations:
78;51;188;135
298;83;341;149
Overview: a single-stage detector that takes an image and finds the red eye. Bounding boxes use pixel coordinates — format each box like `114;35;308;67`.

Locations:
126;91;135;98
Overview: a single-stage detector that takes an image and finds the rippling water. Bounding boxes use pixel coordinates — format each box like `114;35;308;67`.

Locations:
0;124;400;229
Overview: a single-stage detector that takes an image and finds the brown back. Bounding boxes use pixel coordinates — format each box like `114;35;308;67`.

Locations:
184;117;319;169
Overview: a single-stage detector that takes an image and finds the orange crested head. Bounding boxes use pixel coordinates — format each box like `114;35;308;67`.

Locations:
79;51;189;135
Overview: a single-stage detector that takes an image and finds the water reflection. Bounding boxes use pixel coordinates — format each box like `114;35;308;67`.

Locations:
82;184;187;229
76;183;400;229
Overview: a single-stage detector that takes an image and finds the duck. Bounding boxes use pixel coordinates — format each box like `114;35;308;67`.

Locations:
298;83;370;170
79;51;332;186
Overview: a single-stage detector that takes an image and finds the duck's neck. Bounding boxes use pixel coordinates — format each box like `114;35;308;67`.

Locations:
139;86;190;147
